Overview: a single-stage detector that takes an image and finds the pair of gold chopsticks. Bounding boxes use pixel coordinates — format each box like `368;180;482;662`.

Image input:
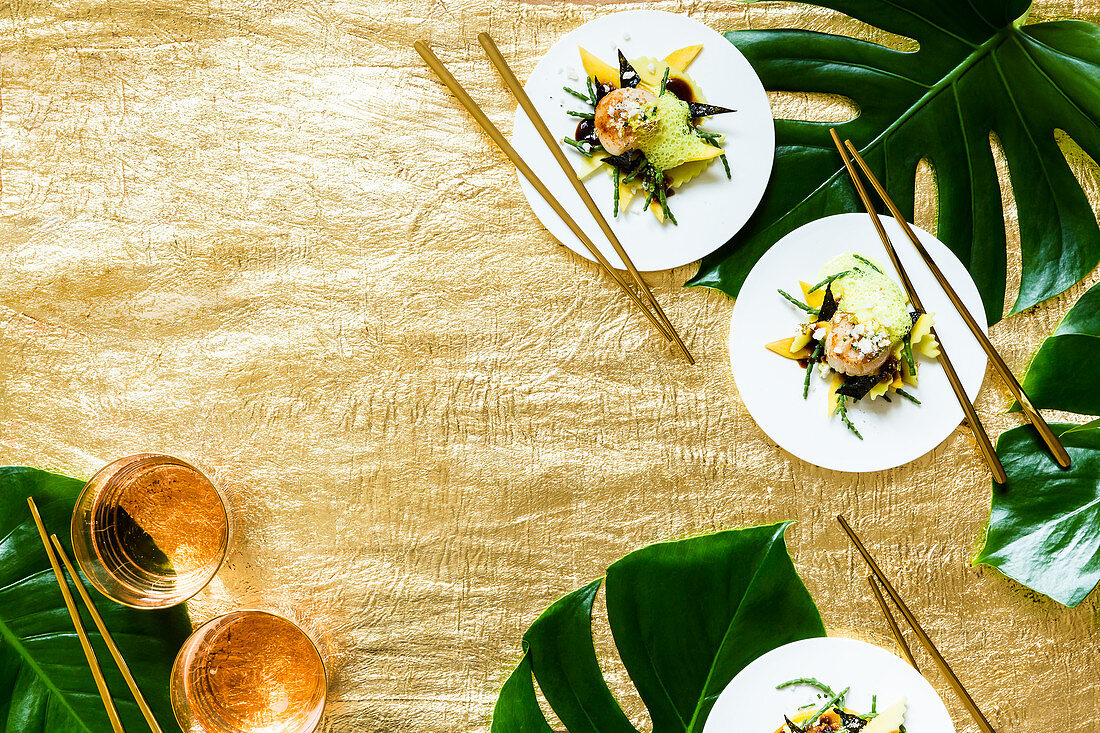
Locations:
828;129;1071;483
26;497;161;733
838;515;996;733
414;34;695;364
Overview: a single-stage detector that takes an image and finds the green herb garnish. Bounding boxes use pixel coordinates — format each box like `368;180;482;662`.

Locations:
776;677;836;697
655;171;677;225
808;270;851;293
586;76;596;103
903;336;916;375
564;85;592;104
896;388;921;404
567;110;595;119
695;132;732;181
837;397;863;439
803;344;823;399
853;253;883;273
623;157;647;183
562;137;594;157
805;686;850;728
613;167;620;217
658;65;671;96
641;166;659;212
778;289;820;316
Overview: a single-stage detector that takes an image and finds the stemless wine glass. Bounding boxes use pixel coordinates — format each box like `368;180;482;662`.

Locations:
170;610;328;733
71;453;232;609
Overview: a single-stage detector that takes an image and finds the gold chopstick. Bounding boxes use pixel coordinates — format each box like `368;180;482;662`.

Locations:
26;498;126;733
828;129;1007;484
412;41;685;360
51;535;163;733
866;575;919;671
838;515;996;733
841;140;1070;470
476;32;696;365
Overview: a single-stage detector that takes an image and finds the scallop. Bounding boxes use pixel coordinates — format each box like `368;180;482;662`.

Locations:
825;312;891;377
593;87;656;156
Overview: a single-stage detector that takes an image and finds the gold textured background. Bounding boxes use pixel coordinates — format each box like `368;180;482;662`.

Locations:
3;0;1100;731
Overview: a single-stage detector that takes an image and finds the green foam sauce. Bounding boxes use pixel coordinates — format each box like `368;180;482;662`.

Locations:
635;94;715;171
821;252;912;342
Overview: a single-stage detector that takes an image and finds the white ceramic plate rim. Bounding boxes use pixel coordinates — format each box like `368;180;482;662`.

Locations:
512;9;775;271
728;213;989;473
703;637;956;733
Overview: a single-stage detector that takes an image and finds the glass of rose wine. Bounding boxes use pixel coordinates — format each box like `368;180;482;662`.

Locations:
170;610;328;733
71;453;232;609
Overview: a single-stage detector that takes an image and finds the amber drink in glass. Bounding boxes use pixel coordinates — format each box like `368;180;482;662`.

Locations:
170;610;327;733
71;454;231;609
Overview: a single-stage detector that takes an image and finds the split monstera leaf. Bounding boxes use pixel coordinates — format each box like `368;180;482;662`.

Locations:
975;280;1100;607
0;466;190;732
490;523;825;733
1015;280;1100;418
689;0;1100;326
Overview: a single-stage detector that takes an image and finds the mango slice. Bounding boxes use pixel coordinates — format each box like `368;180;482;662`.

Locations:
664;44;703;71
579;47;619;86
766;336;812;361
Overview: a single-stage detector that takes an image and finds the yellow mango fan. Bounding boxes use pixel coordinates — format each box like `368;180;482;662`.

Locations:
559;44;735;224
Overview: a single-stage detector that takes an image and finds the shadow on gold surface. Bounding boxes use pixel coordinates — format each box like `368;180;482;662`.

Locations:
2;1;1100;731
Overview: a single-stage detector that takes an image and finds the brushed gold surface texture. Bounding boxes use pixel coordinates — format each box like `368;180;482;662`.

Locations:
2;1;1100;732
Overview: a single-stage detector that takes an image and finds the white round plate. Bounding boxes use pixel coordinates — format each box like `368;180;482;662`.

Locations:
512;10;774;271
703;638;955;733
729;213;988;473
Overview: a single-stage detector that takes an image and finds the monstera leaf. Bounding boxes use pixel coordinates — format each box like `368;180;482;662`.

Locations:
490;523;825;733
975;425;1100;606
0;467;191;732
976;281;1100;606
689;0;1100;324
1015;279;1100;416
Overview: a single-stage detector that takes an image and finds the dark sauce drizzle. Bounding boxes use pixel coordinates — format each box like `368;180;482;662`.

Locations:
574;81;615;144
574;117;598;146
665;77;694;102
